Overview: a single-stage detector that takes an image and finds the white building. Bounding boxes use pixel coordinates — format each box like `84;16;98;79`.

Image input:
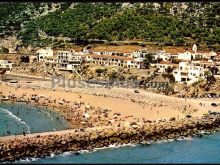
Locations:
155;50;171;61
178;51;193;61
133;49;149;58
192;44;197;53
201;51;217;60
57;50;82;70
36;47;53;62
85;54;143;69
173;61;205;83
151;61;178;73
0;60;14;70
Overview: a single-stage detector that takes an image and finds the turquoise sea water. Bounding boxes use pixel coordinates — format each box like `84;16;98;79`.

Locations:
20;133;220;164
0;102;68;136
2;103;220;164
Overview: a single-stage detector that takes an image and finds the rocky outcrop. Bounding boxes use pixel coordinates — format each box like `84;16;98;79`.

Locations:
1;114;220;162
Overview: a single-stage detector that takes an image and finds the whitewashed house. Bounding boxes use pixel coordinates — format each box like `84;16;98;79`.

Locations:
188;64;205;82
57;50;82;70
201;51;217;60
133;49;149;58
36;47;53;62
151;61;178;73
0;60;14;70
156;50;171;61
85;54;143;68
173;61;205;83
178;51;193;61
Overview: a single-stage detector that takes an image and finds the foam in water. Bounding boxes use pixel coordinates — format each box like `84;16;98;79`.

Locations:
184;136;193;141
50;153;55;158
93;143;136;152
0;107;31;133
62;152;72;156
20;157;39;162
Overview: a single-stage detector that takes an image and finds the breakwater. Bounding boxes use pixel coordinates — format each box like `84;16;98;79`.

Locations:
1;114;220;162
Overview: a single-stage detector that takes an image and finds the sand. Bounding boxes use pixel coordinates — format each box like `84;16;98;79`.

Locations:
1;81;219;122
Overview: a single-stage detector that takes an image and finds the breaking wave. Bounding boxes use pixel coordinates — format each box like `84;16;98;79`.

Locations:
0;107;31;133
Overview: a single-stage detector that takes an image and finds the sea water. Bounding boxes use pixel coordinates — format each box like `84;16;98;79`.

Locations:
0;102;68;136
18;133;220;164
2;103;220;164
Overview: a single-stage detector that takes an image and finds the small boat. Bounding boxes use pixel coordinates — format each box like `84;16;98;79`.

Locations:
9;80;18;83
1;97;10;101
73;152;80;155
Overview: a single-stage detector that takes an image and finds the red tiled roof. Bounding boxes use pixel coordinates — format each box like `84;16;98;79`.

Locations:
45;56;57;60
159;61;172;64
158;61;178;67
197;50;211;54
156;61;178;67
92;45;141;53
86;54;135;61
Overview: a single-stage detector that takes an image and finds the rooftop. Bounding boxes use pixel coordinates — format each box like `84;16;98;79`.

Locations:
91;45;142;53
157;61;178;67
86;54;135;61
45;56;57;60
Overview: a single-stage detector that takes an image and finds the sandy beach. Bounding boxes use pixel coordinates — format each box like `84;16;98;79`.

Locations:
1;79;220;162
1;81;219;124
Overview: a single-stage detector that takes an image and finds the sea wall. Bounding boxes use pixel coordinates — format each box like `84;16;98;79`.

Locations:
1;114;220;162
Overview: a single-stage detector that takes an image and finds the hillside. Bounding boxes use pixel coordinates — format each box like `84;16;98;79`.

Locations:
0;2;220;51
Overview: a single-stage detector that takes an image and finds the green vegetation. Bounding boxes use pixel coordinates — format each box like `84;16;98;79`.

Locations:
0;2;220;48
143;53;154;68
0;47;9;53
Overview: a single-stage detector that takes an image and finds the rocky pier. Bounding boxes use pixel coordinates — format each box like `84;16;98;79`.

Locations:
1;113;220;162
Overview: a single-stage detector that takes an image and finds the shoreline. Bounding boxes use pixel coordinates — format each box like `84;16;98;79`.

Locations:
0;101;70;136
1;81;220;162
1;81;220;121
1;113;220;162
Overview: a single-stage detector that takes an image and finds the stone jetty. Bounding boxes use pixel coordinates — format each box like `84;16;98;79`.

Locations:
1;113;220;162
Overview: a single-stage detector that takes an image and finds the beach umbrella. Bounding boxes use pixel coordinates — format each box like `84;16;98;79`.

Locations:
58;100;64;105
131;124;138;128
83;113;90;118
86;105;91;109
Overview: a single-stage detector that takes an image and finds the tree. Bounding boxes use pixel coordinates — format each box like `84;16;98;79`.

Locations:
0;47;9;53
143;53;153;69
166;66;173;74
204;69;216;86
210;66;219;75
